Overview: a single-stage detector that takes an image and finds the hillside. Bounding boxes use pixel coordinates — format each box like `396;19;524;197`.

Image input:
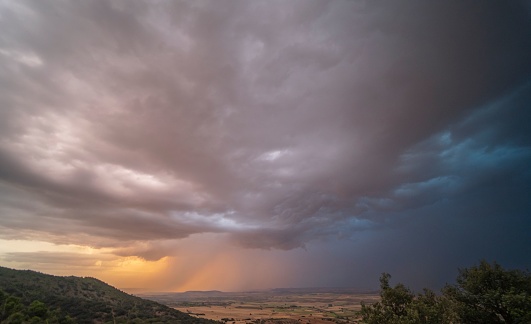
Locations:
0;266;219;323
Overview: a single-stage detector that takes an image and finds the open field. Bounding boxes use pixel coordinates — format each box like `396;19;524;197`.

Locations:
136;288;380;323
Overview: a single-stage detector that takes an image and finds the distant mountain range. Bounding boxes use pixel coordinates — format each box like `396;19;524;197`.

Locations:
137;287;379;300
0;266;218;323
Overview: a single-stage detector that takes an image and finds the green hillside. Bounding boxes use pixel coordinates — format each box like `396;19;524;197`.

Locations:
0;266;218;323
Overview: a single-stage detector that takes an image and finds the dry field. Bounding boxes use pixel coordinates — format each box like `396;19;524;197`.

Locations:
138;288;380;324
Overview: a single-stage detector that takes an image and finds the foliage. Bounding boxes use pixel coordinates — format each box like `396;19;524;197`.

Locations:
360;273;450;324
0;291;56;323
443;260;531;323
360;261;531;324
0;266;220;323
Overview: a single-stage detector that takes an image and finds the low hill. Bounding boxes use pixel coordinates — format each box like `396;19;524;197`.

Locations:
0;266;219;323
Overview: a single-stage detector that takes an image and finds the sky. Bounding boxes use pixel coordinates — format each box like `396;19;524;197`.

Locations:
0;0;531;292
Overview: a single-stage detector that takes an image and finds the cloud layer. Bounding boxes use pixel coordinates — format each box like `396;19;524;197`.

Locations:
1;0;530;288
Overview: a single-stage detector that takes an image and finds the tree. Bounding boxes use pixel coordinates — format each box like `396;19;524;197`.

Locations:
4;311;25;324
408;288;458;323
360;273;417;324
2;296;23;321
443;260;531;324
359;261;531;324
28;300;49;319
360;273;453;323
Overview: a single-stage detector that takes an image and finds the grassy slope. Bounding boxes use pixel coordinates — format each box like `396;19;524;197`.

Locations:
0;266;218;323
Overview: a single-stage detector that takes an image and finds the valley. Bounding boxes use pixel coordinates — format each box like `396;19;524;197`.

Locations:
137;288;380;323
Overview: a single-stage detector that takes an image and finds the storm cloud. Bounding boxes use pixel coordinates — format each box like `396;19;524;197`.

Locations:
1;0;530;288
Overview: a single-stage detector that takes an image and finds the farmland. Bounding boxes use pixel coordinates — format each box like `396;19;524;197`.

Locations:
137;288;379;323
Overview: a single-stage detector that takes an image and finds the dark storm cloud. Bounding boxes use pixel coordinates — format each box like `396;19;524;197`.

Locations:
0;0;530;259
